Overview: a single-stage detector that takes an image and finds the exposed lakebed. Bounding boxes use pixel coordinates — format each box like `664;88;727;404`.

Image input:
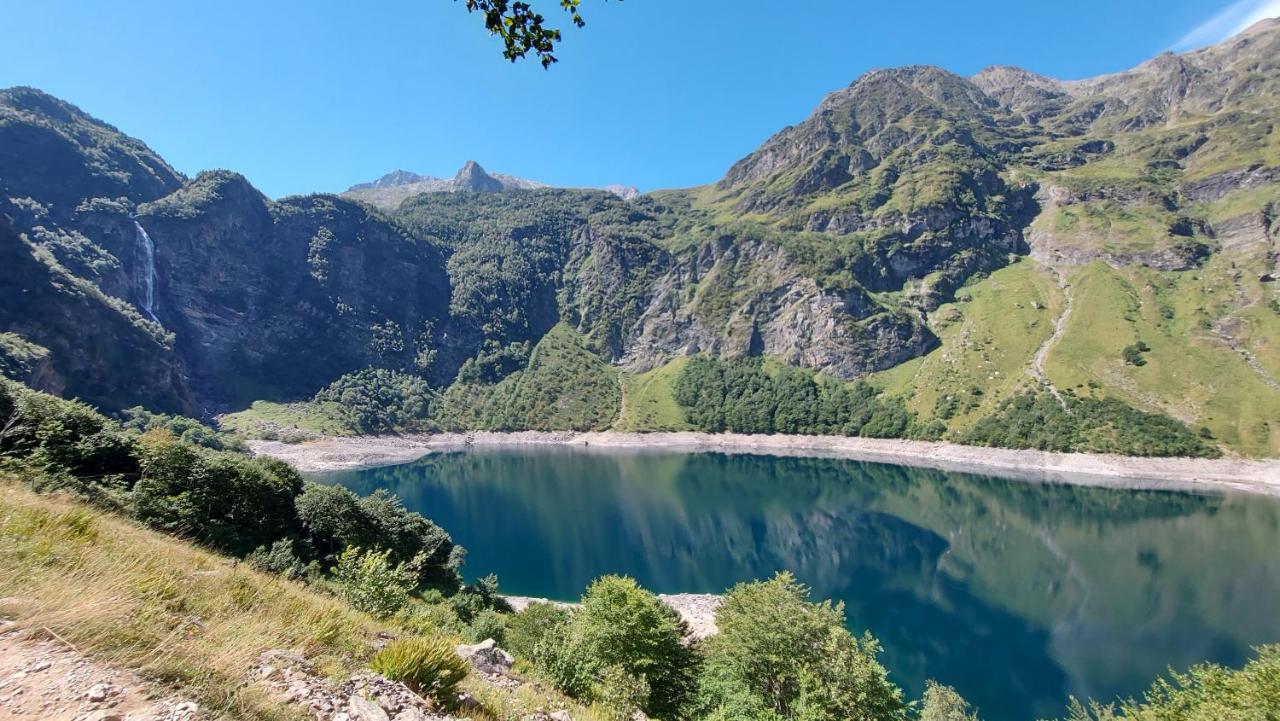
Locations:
310;447;1280;721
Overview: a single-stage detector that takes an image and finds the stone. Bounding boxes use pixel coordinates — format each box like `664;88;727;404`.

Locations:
86;683;110;702
348;694;391;721
84;711;123;721
550;712;573;721
455;639;514;674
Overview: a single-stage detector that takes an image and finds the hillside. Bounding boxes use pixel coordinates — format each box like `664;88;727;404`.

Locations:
1;21;1278;455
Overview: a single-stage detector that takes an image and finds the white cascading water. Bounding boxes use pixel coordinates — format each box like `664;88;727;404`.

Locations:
133;220;158;320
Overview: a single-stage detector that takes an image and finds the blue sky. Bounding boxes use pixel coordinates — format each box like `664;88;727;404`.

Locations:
2;0;1276;198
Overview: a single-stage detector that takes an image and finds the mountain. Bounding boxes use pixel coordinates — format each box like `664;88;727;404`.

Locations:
342;161;640;207
1;21;1278;455
347;169;436;191
341;161;548;207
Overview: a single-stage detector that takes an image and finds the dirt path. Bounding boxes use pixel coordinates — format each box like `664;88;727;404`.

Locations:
1028;263;1073;404
0;625;197;721
1213;317;1280;392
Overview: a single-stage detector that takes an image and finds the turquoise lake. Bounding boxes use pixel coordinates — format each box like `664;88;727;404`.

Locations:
311;447;1280;721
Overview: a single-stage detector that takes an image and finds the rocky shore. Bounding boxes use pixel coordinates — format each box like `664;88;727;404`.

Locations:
503;594;723;640
249;431;1280;497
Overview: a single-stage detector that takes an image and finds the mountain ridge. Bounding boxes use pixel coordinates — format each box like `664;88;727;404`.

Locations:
342;160;639;207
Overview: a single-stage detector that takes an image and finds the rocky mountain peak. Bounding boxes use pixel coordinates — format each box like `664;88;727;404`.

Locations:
347;169;434;192
452;160;504;192
603;184;641;200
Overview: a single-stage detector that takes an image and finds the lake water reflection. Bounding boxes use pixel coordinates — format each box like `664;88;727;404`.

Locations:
312;447;1280;721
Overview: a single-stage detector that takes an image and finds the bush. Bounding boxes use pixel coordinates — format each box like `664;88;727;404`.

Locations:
1122;344;1147;366
119;406;243;451
369;636;469;702
595;664;651;721
296;483;461;592
0;379;138;485
397;602;469;639
245;538;306;579
504;602;572;661
567;575;699;720
332;547;421;618
920;681;980;721
698;572;905;721
1053;644;1279;721
132;430;304;554
466;608;508;644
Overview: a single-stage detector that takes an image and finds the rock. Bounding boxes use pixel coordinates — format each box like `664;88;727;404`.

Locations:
348;694;391;721
26;660;51;673
392;709;431;721
550;712;573;721
258;649;312;672
86;683;111;702
84;711;123;721
455;639;514;674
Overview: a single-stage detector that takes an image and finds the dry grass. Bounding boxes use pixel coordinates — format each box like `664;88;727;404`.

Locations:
0;477;603;721
0;477;385;719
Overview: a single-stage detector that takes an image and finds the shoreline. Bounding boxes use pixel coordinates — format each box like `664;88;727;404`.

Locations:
248;431;1280;497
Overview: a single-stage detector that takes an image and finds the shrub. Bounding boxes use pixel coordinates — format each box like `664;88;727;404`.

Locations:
672;356;912;438
1122;344;1147;366
961;389;1219;458
397;602;469;639
504;602;572;661
466;608;508;644
0;380;137;484
451;574;512;622
132;430;304;554
1053;644;1279;721
369;636;469;702
919;681;980;721
595;664;651;721
245;538;305;579
119;406;243;451
296;483;461;592
698;572;906;721
332;547;421;618
568;575;699;720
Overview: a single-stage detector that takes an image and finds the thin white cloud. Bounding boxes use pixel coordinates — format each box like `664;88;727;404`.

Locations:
1171;0;1280;51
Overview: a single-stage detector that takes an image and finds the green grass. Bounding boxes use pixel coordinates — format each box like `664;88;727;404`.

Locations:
1044;261;1280;456
1195;185;1280;224
217;399;352;440
868;261;1064;433
614;358;694;432
1032;201;1192;257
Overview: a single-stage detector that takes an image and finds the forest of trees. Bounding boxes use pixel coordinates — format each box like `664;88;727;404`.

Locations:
672;356;914;438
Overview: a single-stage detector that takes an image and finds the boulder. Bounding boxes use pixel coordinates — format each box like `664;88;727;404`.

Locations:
455;639;514;674
348;694;391;721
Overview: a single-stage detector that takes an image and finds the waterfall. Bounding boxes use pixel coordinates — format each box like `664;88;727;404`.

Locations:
133;220;158;320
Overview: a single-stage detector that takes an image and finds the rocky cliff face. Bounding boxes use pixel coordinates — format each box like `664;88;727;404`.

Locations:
136;171;453;408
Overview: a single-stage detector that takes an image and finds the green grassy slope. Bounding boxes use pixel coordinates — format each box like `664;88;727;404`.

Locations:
614;357;694;432
869;261;1065;433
